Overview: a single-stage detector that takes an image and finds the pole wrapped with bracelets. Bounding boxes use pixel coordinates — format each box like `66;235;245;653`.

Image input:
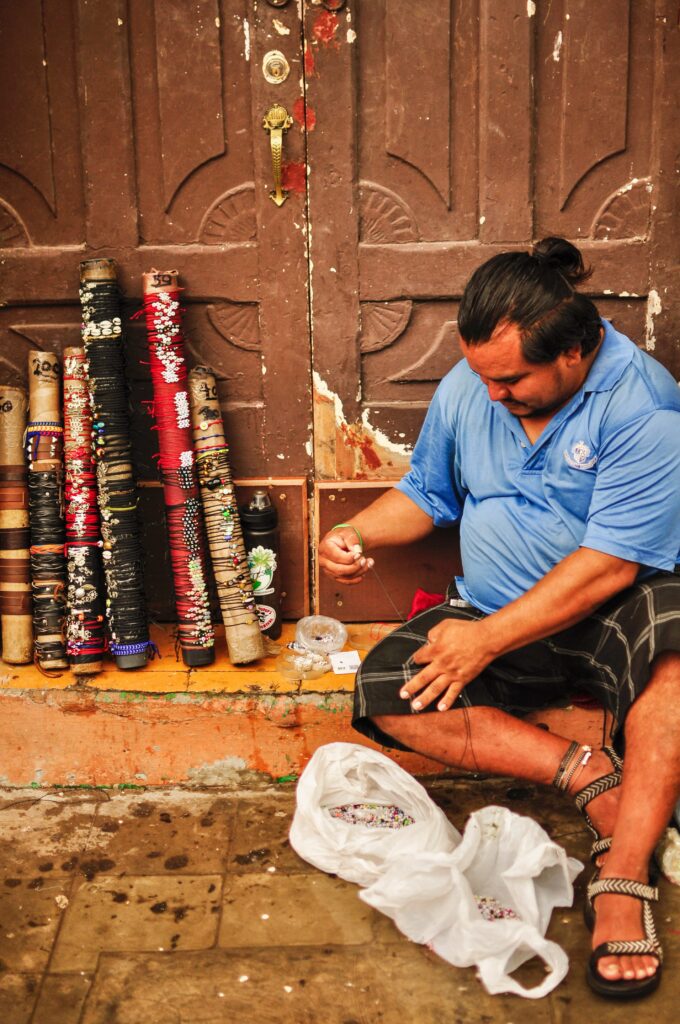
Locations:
26;351;68;670
80;258;151;670
63;347;107;674
188;365;264;665
142;271;214;667
0;386;33;664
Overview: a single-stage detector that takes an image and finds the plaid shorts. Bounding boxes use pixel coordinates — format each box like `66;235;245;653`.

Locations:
353;573;680;754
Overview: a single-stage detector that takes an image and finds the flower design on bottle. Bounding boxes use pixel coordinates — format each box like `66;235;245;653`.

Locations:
247;545;277;595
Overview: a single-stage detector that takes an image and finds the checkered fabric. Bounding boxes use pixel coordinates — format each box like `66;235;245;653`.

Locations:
353;574;680;754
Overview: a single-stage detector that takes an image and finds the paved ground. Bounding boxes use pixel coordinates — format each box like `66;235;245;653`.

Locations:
0;776;678;1023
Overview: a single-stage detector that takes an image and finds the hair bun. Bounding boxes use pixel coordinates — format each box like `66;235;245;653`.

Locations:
531;237;591;286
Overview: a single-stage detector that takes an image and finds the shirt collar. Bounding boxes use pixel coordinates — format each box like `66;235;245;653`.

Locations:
582;319;635;393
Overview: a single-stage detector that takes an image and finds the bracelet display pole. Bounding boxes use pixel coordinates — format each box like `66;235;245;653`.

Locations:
63;348;106;674
188;366;264;664
0;386;33;663
142;271;214;667
26;351;68;670
80;259;151;669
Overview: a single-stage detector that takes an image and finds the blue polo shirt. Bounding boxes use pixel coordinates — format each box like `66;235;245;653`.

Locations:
396;320;680;613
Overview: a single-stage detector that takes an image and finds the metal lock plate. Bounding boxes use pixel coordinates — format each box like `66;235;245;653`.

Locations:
262;50;290;85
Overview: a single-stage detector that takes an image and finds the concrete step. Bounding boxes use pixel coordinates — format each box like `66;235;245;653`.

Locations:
0;624;604;787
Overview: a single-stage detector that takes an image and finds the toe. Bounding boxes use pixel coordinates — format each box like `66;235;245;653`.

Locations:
597;955;622;980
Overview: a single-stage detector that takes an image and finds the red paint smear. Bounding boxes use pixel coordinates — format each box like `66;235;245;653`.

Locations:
304;42;315;76
312;11;339;44
340;423;384;471
281;161;306;194
292;96;316;132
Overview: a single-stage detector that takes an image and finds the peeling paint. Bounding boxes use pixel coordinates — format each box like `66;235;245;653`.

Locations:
304;42;316;77
281;161;307;194
552;31;563;62
645;289;662;350
347;29;357;44
305;439;313;458
312;11;339;45
360;410;411;458
243;18;250;61
186;756;248;786
293;96;316;132
527;1;536;15
272;18;290;36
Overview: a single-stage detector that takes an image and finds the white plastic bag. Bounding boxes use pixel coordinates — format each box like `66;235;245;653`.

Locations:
289;741;460;886
290;742;582;999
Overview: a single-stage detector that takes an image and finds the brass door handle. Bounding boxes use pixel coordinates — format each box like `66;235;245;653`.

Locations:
263;104;293;206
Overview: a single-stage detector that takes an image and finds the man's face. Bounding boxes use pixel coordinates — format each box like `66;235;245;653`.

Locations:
460;320;587;419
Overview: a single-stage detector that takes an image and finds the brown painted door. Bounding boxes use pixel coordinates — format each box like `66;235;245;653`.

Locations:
1;2;679;621
0;0;314;618
306;0;680;478
305;0;680;617
0;0;312;480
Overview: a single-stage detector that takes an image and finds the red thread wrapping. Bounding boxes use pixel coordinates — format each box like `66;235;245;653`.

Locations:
142;287;214;653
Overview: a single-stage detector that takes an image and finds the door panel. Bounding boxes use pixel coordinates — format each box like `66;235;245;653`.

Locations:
305;0;680;484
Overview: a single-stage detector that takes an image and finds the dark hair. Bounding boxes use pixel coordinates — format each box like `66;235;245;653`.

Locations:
457;237;602;363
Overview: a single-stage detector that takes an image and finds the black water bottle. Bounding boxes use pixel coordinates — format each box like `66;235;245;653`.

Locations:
240;490;282;640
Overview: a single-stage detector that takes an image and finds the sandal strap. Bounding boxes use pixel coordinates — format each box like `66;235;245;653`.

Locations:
574;771;621;812
592;939;663;964
587;876;659;902
591;836;612;859
603;745;624;773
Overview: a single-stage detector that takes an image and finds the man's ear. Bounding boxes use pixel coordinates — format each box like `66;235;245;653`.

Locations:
562;345;583;367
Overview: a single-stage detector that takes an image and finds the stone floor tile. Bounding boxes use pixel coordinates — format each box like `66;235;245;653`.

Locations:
0;973;40;1024
0;879;71;971
219;873;375;947
84;791;238;875
32;973;93;1024
51;874;222;972
80;947;554;1024
229;795;311;874
0;790;101;878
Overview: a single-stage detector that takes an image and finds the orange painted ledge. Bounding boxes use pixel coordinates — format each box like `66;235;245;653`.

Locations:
0;623;604;787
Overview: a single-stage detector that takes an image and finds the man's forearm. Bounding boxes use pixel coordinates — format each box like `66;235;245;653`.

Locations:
343;488;435;549
478;546;640;659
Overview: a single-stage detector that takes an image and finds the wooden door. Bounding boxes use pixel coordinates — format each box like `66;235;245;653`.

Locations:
2;2;679;624
306;0;680;617
0;0;314;620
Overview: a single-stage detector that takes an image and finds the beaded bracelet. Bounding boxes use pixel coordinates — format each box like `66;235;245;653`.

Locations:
331;522;364;552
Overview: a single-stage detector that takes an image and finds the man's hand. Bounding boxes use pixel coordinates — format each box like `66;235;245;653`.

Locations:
318;529;374;586
400;618;493;711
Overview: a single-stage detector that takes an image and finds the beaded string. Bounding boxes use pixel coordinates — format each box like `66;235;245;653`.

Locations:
142;282;214;660
63;349;107;668
188;366;264;664
0;387;33;663
25;370;68;671
80;264;151;664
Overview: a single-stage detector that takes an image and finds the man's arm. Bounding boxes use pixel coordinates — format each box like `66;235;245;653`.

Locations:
402;546;639;711
318;488;435;586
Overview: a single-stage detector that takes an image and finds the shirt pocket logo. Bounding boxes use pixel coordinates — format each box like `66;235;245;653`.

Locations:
563;439;597;470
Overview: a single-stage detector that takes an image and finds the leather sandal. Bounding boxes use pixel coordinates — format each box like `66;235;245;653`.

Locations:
586;876;663;999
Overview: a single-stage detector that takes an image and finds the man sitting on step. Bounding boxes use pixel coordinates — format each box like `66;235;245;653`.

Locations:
318;237;680;1000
